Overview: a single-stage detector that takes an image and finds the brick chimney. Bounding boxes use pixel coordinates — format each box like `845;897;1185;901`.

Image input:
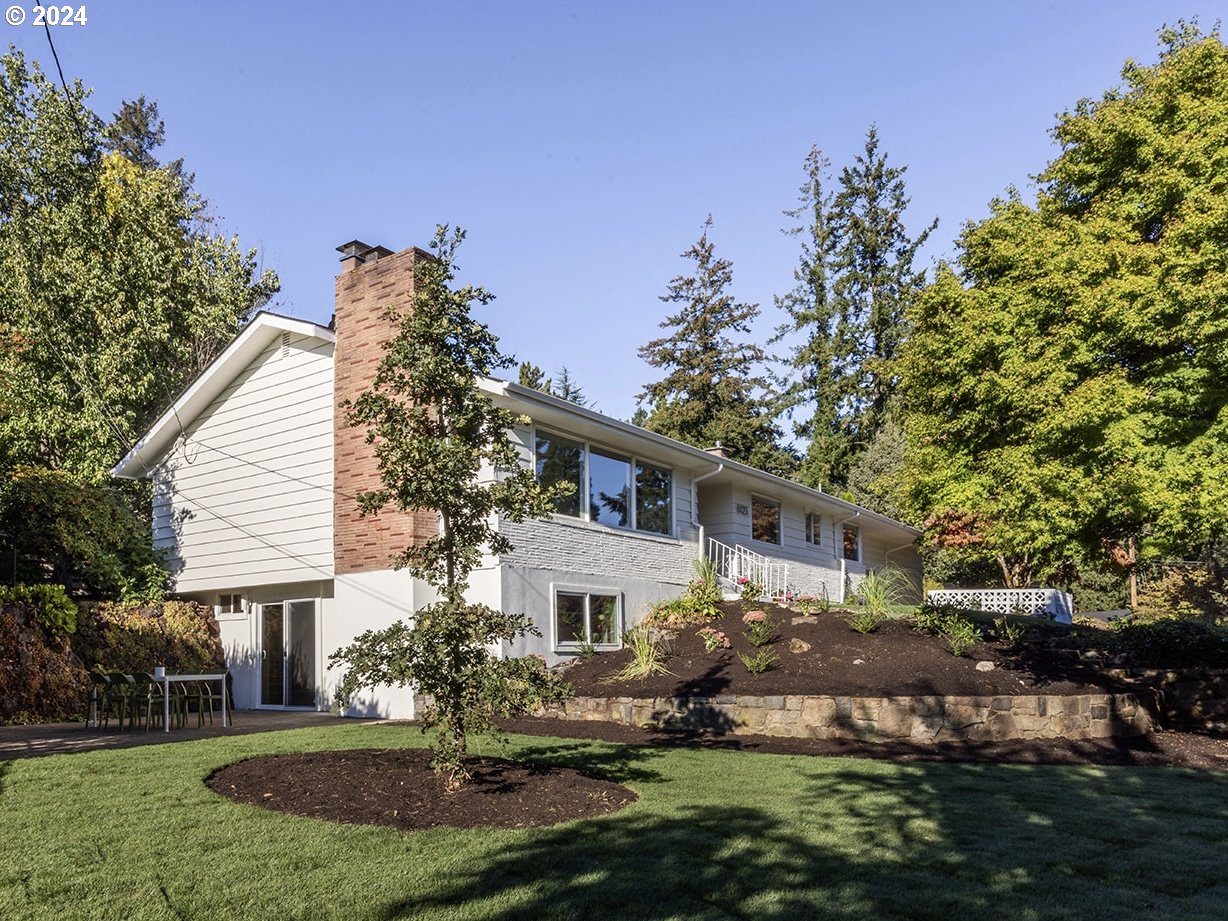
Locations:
332;240;438;575
705;442;730;459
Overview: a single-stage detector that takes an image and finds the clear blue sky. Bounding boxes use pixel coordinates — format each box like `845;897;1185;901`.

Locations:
7;0;1210;420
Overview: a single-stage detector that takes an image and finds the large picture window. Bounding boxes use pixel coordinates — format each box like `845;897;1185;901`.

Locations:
554;590;621;649
534;430;672;536
751;496;781;545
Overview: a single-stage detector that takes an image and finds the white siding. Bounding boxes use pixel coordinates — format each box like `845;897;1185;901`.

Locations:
152;333;334;592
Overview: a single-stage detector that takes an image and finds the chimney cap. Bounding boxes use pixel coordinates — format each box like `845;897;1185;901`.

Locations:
336;240;394;263
705;441;730;459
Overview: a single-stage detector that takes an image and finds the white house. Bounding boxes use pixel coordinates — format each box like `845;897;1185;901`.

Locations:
112;240;922;718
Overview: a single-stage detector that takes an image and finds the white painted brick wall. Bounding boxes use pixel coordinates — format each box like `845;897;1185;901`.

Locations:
784;557;845;601
501;517;698;587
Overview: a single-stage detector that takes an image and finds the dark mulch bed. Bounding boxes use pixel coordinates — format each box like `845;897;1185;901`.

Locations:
561;601;1121;699
499;716;1228;771
206;748;637;831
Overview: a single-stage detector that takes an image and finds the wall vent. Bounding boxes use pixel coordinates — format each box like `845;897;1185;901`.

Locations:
280;332;290;358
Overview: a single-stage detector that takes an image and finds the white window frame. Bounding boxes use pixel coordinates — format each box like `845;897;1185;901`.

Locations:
216;592;246;621
750;495;782;546
533;426;675;537
805;511;822;546
551;586;623;652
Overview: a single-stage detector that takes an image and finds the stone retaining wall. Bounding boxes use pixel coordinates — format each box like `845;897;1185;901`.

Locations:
1108;668;1228;731
533;692;1153;742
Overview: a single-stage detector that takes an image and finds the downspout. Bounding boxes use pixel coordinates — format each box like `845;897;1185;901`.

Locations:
691;463;725;559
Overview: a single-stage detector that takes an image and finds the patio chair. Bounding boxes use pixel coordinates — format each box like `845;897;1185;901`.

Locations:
131;673;187;731
99;673;136;730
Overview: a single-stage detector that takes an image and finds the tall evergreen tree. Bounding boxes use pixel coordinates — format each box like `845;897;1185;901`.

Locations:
772;146;852;488
639;216;793;475
776;128;934;495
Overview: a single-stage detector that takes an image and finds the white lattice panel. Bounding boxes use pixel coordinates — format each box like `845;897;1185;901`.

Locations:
927;588;1073;623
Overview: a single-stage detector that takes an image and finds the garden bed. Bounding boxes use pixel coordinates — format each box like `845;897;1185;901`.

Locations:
560;601;1123;700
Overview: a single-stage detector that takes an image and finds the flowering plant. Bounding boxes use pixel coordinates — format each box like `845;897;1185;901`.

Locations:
697;626;731;652
796;595;818;617
737;578;763;604
742;610;774;646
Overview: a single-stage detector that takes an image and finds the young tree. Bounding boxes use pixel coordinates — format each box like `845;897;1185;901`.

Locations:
329;226;570;789
902;24;1228;589
639;216;794;475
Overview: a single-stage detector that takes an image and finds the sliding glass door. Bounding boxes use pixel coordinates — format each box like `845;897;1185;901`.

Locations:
260;600;317;707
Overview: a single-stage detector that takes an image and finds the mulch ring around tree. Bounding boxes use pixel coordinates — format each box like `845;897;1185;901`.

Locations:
206;748;637;831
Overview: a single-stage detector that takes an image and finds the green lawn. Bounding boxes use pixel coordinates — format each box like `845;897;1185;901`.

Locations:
3;724;1227;920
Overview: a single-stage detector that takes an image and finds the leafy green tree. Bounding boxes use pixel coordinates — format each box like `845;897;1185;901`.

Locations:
329;226;570;789
639;216;794;475
902;24;1228;589
0;51;279;482
0;467;166;600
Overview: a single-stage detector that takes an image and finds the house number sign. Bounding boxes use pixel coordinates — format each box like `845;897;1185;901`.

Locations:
735;503;750;516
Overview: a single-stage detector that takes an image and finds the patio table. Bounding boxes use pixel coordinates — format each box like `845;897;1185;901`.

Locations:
157;672;229;733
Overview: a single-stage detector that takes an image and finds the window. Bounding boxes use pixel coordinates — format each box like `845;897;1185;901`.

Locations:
555;590;621;649
843;524;860;561
751;496;781;544
589;448;631;527
217;593;244;615
534;430;672;535
805;512;821;546
535;433;584;518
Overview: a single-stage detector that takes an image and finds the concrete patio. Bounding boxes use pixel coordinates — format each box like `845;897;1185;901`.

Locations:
0;710;378;759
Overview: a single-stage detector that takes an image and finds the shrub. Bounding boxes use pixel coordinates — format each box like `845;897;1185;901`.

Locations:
1135;565;1226;623
942;616;982;657
74;601;224;674
615;625;673;679
737;578;763;605
846;608;885;635
913;602;964;635
697;626;731;652
739;647;778;674
0;598;89;724
993;616;1025;649
1106;618;1228;668
0;584;77;636
742;610;775;646
795;595;819;617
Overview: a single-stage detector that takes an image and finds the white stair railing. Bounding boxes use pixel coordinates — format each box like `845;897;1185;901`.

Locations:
706;537;790;602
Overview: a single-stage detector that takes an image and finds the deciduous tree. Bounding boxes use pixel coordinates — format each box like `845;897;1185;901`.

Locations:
329;226;570;788
902;24;1228;589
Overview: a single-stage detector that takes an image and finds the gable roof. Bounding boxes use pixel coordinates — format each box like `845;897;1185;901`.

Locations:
111;312;334;479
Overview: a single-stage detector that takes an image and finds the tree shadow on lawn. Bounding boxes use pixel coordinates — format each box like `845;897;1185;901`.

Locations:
381;751;1228;921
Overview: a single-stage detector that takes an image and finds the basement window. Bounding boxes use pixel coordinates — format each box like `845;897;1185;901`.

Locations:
554;590;621;651
216;593;245;620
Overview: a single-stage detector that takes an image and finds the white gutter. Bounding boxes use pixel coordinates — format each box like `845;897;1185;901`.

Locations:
690;463;725;528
